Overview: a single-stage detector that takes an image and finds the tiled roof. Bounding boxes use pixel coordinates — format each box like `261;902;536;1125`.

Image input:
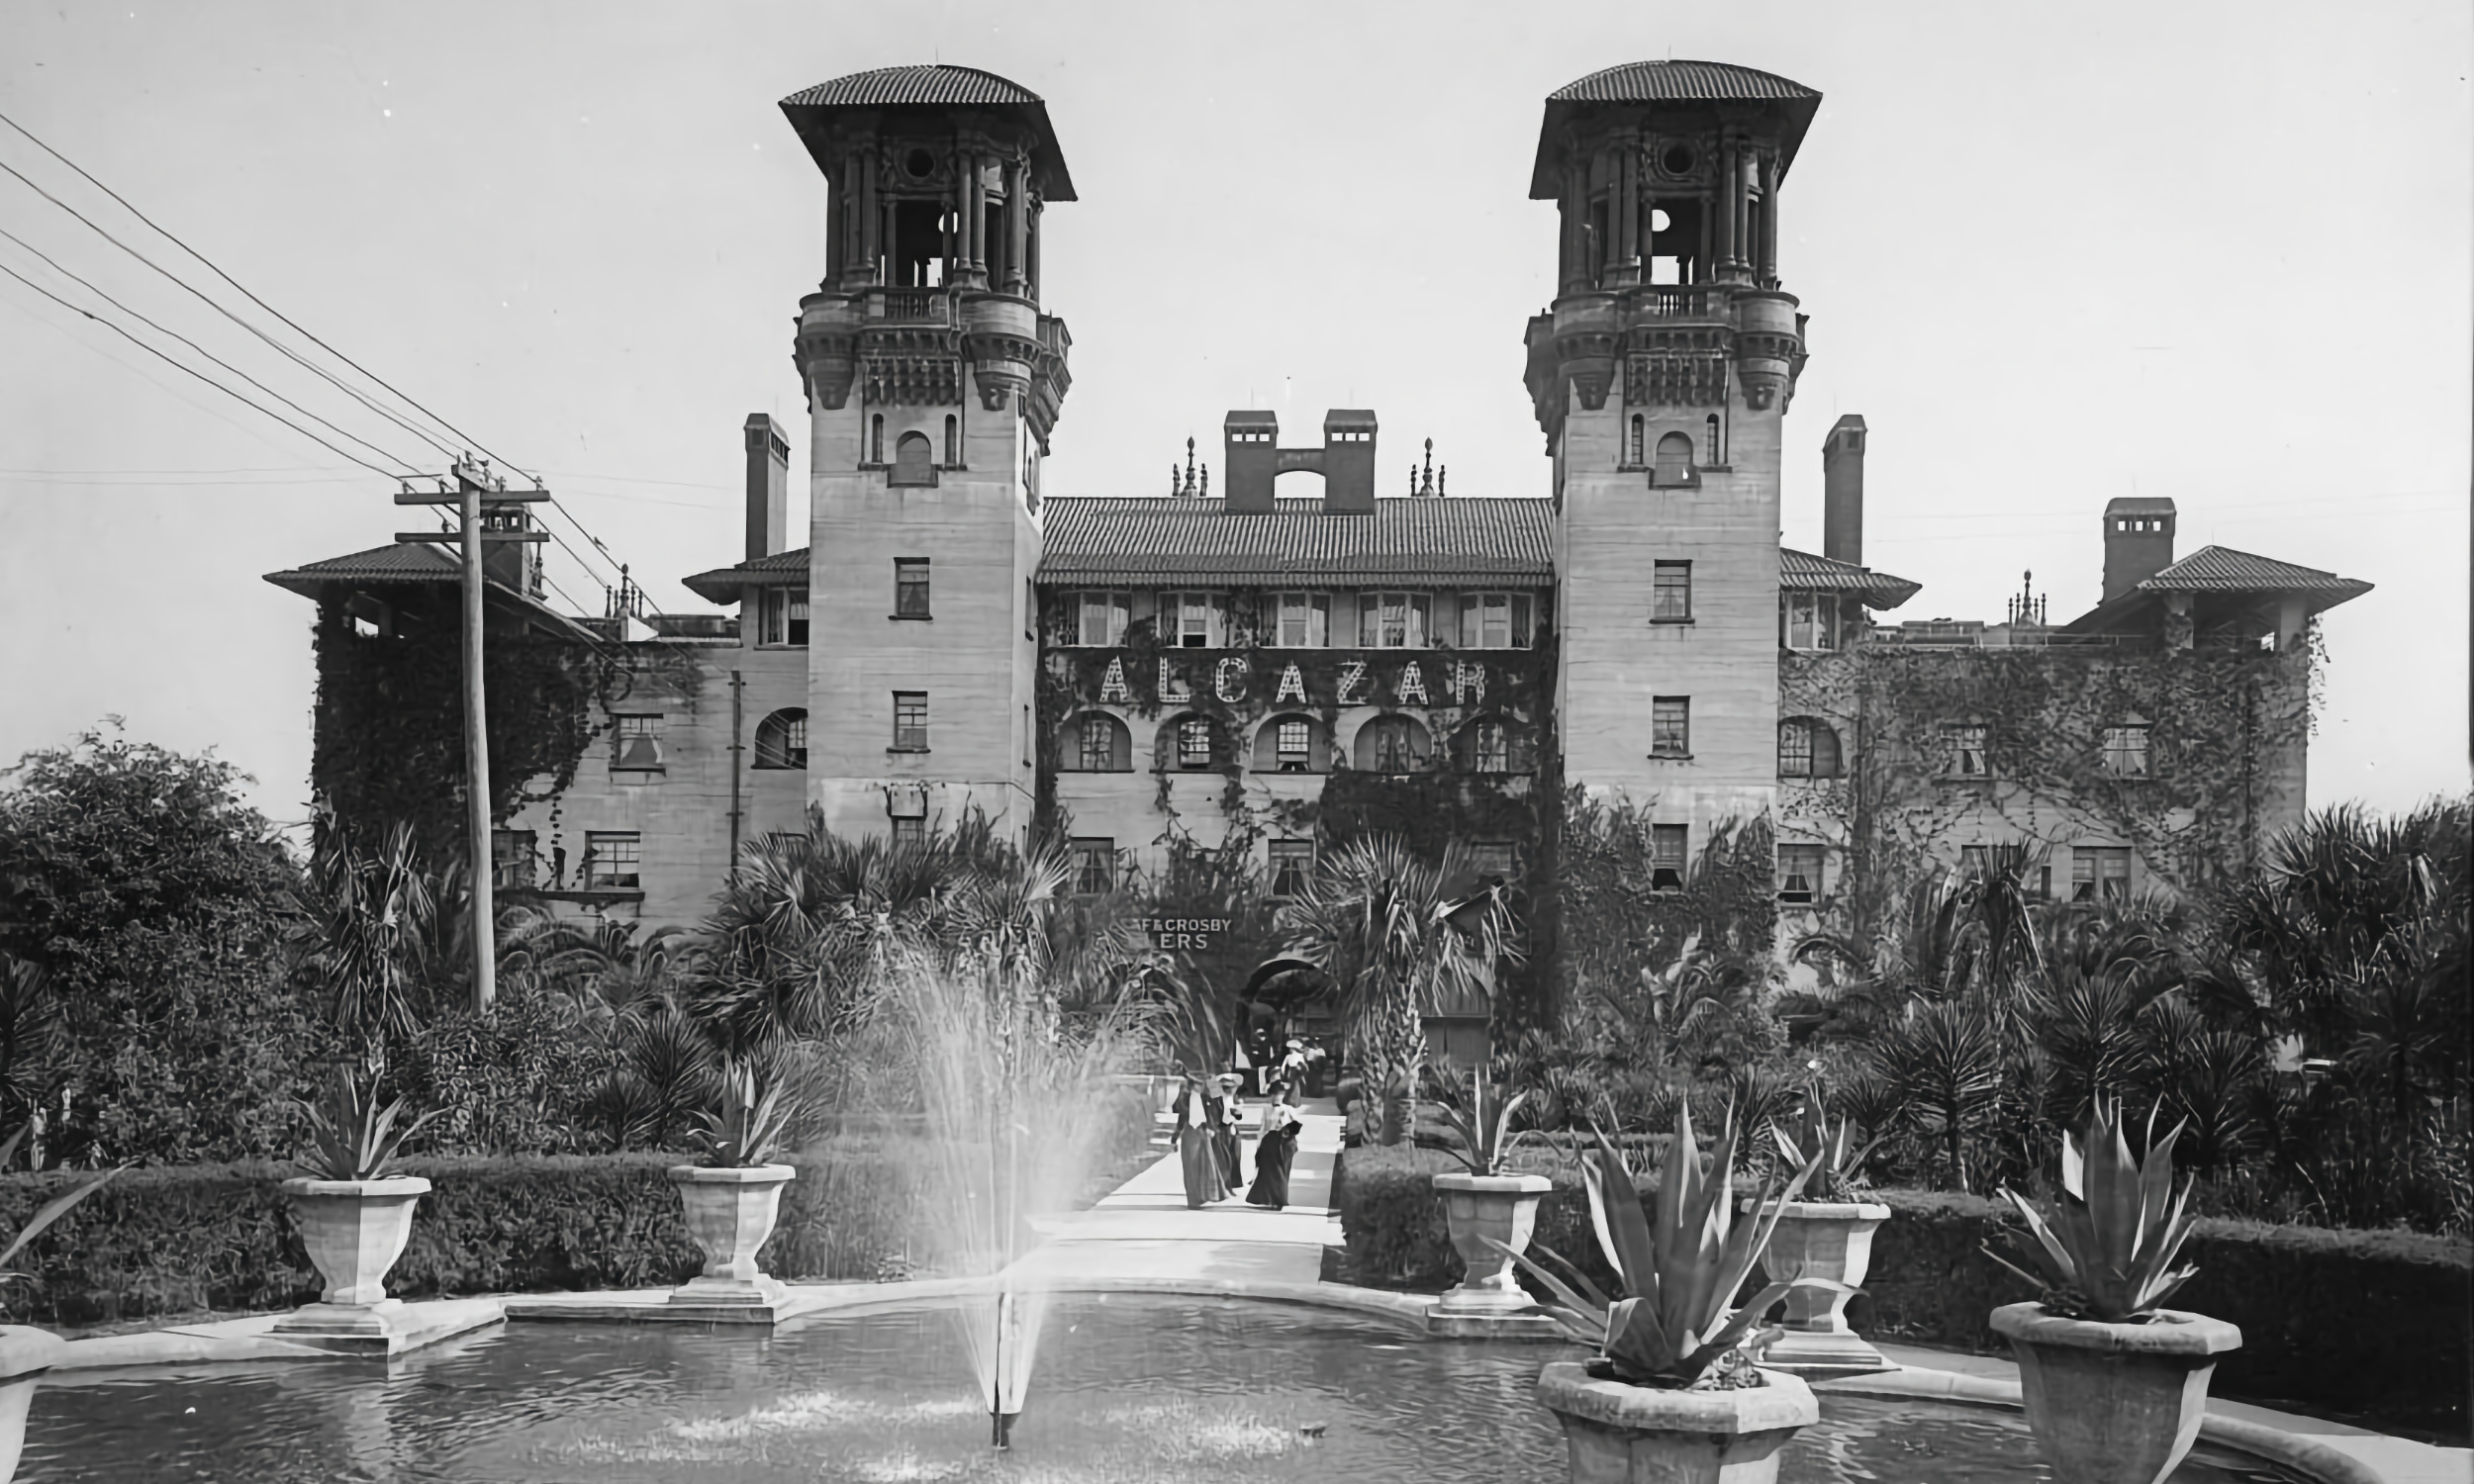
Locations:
2138;545;2373;596
1037;498;1557;587
1534;60;1822;196
779;65;1042;109
682;548;811;604
1548;60;1819;104
1779;547;1921;608
262;541;459;598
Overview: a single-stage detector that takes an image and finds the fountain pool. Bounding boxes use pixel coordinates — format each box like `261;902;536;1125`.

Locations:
30;1295;2305;1483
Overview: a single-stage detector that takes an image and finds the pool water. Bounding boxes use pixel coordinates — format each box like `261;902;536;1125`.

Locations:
33;1296;2300;1483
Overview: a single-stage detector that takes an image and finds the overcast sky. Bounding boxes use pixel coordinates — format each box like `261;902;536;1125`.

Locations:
0;1;2465;828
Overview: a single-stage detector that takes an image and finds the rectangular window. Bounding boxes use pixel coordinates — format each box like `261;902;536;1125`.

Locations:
1159;591;1223;648
1269;839;1314;899
1076;591;1132;647
584;831;641;889
491;829;536;890
892;816;926;850
1070;837;1115;895
1178;716;1214;770
895;558;931;618
1359;592;1430;648
1651;823;1688;890
1473;719;1511;774
613;714;664;771
1651;697;1690;757
1470;840;1516;881
1777;843;1824;904
1274;591;1330;648
2102;725;2151;778
2071;847;2132;902
761;588;809;647
1276;718;1311;771
1456;592;1534;649
1949;724;1990;777
1652;562;1692;622
893;692;929;752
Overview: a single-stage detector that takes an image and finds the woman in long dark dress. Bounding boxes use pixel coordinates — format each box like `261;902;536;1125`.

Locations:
1171;1073;1231;1208
1247;1101;1300;1210
1212;1072;1247;1191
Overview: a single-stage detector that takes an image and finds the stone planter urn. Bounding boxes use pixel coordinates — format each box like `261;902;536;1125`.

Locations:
668;1163;797;1309
272;1176;430;1342
1535;1359;1818;1484
1991;1302;2243;1484
1432;1171;1555;1317
0;1328;64;1484
1749;1199;1893;1376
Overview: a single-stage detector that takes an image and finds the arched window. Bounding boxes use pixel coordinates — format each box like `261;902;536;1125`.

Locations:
1354;714;1432;774
753;708;809;769
943;414;959;466
1251;713;1326;773
1628;415;1645;467
870;414;885;464
1655;431;1694;484
891;430;936;486
1705;414;1722;466
1154;713;1222;772
1065;711;1131;772
1777;717;1844;779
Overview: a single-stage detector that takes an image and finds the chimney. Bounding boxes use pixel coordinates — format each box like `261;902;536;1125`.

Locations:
1224;411;1278;512
2101;498;2177;603
1322;410;1377;512
744;413;790;561
1822;415;1866;566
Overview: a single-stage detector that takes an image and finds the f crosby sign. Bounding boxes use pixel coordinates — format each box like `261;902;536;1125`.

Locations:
1143;916;1232;951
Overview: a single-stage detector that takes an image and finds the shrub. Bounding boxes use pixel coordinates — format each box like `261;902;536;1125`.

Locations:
1331;1148;2473;1438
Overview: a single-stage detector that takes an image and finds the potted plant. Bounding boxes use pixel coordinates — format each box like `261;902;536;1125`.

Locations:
273;1060;440;1343
1420;1061;1552;1318
667;1058;799;1312
0;1126;119;1484
1750;1087;1892;1376
1485;1101;1826;1484
1985;1104;2240;1484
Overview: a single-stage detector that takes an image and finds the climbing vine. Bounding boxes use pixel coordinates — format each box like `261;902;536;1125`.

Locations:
310;597;704;862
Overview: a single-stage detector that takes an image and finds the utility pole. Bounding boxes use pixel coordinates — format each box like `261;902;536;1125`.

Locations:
397;458;549;1013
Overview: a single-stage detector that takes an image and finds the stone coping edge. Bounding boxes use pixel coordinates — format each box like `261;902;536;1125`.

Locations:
1819;1366;2386;1484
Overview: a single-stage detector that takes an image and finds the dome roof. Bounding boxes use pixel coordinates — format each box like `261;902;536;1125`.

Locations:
1531;60;1822;198
779;64;1074;200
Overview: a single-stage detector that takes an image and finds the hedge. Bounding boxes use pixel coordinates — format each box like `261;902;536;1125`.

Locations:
0;1144;918;1329
1332;1144;2473;1438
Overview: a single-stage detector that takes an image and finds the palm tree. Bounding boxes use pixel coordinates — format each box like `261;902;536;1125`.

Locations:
1276;836;1521;1145
289;821;439;1045
1870;997;2006;1193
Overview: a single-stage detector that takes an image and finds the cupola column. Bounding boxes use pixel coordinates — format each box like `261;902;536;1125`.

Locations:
962;148;984;282
1615;133;1641;278
1712;140;1737;267
857;146;880;282
824;156;845;279
1560;156;1585;293
1757;150;1779;286
1004;158;1028;294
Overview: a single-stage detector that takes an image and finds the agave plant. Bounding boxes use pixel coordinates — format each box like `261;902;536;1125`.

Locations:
689;1058;794;1168
1484;1100;1823;1388
1771;1086;1884;1203
1418;1058;1537;1177
298;1061;441;1182
0;1126;120;1282
1984;1102;2199;1323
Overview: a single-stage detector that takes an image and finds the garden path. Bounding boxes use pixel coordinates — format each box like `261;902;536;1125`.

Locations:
1011;1098;1346;1288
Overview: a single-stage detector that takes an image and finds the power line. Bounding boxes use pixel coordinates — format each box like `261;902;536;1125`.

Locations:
0;153;460;462
0;260;406;478
0;226;424;475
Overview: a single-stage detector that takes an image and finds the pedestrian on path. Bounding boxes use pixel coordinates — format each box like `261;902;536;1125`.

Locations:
1171;1070;1231;1209
1213;1071;1247;1194
1246;1101;1300;1210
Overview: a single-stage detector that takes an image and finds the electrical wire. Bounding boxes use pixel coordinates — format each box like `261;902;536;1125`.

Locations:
0;225;424;475
0;259;406;478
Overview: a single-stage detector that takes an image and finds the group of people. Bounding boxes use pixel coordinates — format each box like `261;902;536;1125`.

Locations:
1171;1038;1311;1210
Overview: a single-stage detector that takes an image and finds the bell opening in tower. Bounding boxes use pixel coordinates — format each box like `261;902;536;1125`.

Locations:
893;199;946;288
1649;201;1702;285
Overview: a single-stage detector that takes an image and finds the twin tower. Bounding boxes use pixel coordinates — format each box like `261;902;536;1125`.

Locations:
776;60;1826;848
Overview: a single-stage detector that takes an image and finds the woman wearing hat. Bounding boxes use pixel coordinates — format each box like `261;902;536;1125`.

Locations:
1247;1098;1300;1210
1170;1069;1231;1208
1212;1071;1247;1191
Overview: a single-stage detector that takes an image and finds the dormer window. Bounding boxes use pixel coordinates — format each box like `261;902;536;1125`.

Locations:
760;588;809;647
1782;593;1841;651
